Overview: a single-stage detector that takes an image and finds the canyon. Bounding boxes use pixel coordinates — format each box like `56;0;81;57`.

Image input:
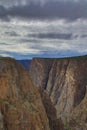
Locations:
29;56;87;130
0;56;87;130
0;57;64;130
0;57;50;130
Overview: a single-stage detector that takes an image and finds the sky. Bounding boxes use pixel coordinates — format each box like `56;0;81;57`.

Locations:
0;0;87;59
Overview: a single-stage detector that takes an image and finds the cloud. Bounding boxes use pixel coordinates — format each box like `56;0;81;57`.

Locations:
0;17;87;59
19;39;40;43
81;34;87;38
27;33;72;40
0;0;87;20
5;31;20;37
9;1;87;20
0;42;41;59
0;6;9;21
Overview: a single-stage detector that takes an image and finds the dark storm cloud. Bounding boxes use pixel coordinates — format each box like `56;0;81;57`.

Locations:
19;39;39;43
74;35;79;39
0;6;7;16
8;1;87;20
0;1;87;20
0;43;8;46
5;31;20;37
81;34;87;38
27;33;72;40
0;5;9;21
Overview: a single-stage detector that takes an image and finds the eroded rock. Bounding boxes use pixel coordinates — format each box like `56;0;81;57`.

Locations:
38;87;64;130
0;57;50;130
29;56;87;121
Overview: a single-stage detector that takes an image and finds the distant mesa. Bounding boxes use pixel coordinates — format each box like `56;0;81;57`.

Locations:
17;59;31;71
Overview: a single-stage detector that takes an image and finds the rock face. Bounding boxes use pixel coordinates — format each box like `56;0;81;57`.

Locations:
29;56;87;123
69;86;87;130
38;87;64;130
29;58;53;90
0;57;50;130
0;111;4;130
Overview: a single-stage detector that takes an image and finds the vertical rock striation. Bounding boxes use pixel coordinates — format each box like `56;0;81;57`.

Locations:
29;56;87;122
29;58;53;90
0;111;4;130
38;87;64;130
69;85;87;130
0;57;50;130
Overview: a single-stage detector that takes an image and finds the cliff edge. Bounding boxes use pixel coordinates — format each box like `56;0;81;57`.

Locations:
0;57;50;130
29;56;87;129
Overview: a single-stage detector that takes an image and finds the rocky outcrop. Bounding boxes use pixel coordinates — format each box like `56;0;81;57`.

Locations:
29;56;87;123
29;58;53;90
69;85;87;130
0;111;4;130
38;87;64;130
0;57;50;130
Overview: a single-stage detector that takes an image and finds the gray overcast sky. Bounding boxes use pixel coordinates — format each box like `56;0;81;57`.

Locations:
0;0;87;59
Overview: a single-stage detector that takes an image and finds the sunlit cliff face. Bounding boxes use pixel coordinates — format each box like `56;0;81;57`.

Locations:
0;0;87;59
